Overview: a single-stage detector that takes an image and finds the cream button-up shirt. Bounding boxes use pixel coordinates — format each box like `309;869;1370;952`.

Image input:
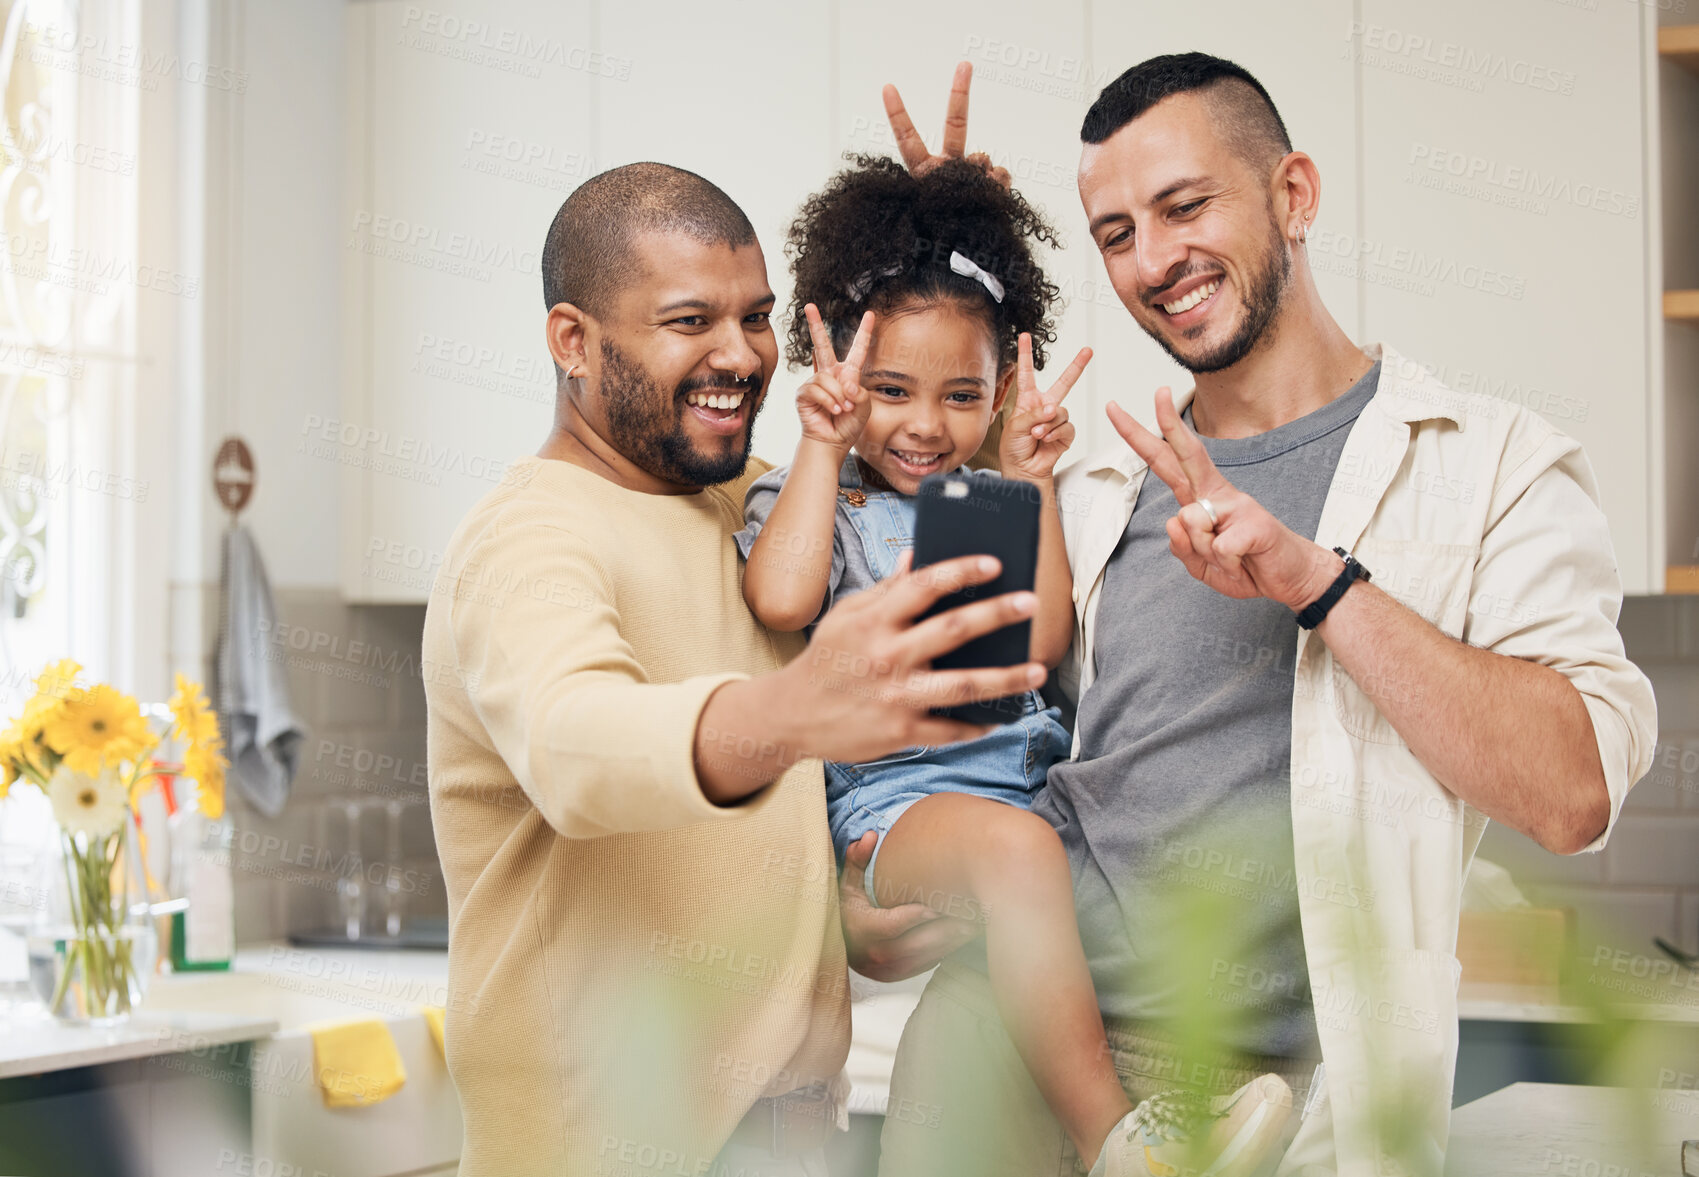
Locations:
1053;343;1657;1176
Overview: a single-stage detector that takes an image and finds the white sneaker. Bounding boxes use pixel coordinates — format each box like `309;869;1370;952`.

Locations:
1087;1074;1294;1177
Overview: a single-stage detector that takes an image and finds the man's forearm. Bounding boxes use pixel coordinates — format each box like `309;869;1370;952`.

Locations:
693;673;807;806
1315;576;1609;854
696;554;1047;808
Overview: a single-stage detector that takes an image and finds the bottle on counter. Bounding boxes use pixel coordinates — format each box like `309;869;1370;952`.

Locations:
167;776;234;971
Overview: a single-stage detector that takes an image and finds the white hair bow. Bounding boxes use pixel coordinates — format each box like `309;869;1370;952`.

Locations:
949;251;1004;304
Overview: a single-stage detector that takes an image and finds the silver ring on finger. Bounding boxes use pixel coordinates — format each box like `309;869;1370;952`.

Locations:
1196;496;1220;528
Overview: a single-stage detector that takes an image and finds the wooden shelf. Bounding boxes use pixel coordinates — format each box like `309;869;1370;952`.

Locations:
1661;25;1699;73
1667;290;1699;323
1661;30;1699;598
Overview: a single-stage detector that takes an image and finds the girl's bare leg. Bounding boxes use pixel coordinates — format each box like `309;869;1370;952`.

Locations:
870;792;1133;1167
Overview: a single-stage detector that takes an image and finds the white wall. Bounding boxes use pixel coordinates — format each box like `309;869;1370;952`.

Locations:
175;0;1666;603
338;0;1665;599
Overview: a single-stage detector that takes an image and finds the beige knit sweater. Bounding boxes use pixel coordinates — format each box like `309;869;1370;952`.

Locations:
423;454;850;1177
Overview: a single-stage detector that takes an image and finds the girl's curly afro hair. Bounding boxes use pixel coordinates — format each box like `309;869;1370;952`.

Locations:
783;154;1063;372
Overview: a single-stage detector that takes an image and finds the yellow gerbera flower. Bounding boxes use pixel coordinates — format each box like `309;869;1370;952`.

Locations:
167;674;221;746
183;741;227;820
1;705;53;779
0;661;82;787
43;685;154;776
32;658;82;705
0;717;24;794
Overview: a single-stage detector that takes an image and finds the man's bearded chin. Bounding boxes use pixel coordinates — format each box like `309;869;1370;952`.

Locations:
598;338;765;487
1141;217;1292;375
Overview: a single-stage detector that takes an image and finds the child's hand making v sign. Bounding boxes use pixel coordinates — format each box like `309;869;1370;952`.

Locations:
1000;332;1090;484
740;306;877;633
795;304;876;451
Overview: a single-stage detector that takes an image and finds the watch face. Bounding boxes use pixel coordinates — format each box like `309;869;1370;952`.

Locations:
1333;547;1369;582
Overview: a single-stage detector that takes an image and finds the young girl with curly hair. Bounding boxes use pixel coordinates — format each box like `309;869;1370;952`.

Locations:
735;155;1292;1177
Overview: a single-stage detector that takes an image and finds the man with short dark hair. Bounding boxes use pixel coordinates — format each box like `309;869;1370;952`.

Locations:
424;161;1046;1177
868;55;1656;1176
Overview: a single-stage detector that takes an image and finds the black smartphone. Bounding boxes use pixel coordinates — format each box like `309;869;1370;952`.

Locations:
911;471;1042;726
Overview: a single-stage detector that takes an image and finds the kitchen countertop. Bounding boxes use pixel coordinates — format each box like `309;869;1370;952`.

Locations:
231;940;450;983
0;1006;279;1080
0;941;446;1081
1458;980;1699;1025
21;940;1686;1121
1446;1083;1699;1176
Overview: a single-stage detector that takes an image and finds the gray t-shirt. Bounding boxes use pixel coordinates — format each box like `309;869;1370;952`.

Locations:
1034;361;1380;1059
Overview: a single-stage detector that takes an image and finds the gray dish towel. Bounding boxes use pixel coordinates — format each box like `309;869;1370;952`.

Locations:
215;525;304;817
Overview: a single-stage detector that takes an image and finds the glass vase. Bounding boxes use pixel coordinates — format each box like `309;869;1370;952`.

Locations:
25;819;156;1025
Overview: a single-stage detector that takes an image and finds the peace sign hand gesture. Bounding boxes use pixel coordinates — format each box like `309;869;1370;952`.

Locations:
883;62;1011;188
796;304;876;452
999;334;1090;483
1106;389;1342;610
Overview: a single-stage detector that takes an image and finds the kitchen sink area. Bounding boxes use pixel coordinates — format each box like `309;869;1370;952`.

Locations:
142;945;462;1177
0;944;461;1177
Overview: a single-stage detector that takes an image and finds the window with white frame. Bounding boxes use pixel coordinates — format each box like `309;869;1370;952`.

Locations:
0;0;140;709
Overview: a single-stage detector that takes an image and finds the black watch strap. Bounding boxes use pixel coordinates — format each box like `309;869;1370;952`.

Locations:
1295;547;1371;630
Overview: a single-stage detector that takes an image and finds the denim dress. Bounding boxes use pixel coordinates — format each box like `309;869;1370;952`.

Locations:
736;455;1071;905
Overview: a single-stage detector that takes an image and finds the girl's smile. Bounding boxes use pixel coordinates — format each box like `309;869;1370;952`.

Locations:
852;300;1009;495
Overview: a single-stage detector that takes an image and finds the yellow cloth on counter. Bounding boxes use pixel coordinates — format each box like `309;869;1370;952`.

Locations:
308;1018;407;1108
421;1004;445;1058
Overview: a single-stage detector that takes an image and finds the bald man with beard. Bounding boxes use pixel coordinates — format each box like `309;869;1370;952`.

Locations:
424;162;1046;1177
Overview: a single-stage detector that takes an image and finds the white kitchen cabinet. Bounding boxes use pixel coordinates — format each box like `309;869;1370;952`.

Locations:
339;0;838;600
340;0;1668;599
1355;0;1659;591
340;0;593;601
594;0;835;473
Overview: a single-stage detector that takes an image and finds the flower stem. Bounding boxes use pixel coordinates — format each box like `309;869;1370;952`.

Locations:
45;829;139;1018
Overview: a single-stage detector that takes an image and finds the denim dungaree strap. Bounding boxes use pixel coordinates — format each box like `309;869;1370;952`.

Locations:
837;455;917;582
